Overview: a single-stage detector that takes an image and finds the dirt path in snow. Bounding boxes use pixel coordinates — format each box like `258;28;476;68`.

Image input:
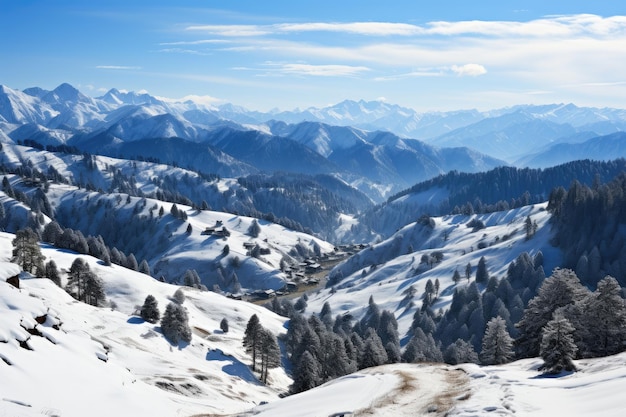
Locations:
353;365;471;417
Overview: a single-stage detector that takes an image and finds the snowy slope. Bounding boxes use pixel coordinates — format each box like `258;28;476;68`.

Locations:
306;203;560;338
0;233;291;417
241;353;626;417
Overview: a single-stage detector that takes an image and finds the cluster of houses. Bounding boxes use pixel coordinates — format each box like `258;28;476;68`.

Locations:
200;220;231;238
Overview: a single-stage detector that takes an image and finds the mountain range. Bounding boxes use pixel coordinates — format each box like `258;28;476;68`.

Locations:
3;83;626;203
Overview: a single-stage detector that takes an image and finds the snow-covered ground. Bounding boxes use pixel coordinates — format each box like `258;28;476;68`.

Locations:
0;232;291;417
240;353;626;417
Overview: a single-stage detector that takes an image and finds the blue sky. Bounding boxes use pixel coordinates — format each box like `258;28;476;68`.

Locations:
2;0;625;111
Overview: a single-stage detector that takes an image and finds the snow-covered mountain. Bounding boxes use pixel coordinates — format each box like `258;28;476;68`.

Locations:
515;131;626;168
0;83;508;201
0;237;291;417
308;203;560;337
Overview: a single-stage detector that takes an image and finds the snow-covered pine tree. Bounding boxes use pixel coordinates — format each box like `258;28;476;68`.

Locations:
259;328;280;383
173;287;186;304
516;268;587;358
220;317;229;333
540;310;577;374
44;260;61;286
160;302;192;344
476;256;489;284
140;294;161;323
480;316;514;365
12;228;45;275
243;314;262;371
359;328;388;369
248;219;261;238
579;276;626;357
291;350;320;393
402;328;443;363
443;339;478;365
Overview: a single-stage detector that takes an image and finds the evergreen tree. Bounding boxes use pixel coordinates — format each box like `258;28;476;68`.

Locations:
138;259;151;276
248;219;261;238
243;314;262;371
359;328;388;369
465;262;472;282
160;302;192;344
443;339;478;365
480;316;514;365
126;253;139;271
540;310;577;374
140;294;161;323
12;228;45;274
44;260;61;286
83;270;106;306
220;317;229;333
476;256;489;284
402;328;443;363
516;268;587;358
66;258;90;302
291;351;320;393
259;328;281;383
294;295;308;312
173;287;186;304
579;276;626;357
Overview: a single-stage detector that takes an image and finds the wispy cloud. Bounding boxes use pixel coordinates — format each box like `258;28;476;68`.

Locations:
375;64;486;81
96;65;141;70
159;39;230;46
184;15;626;38
263;63;370;77
158;48;212;56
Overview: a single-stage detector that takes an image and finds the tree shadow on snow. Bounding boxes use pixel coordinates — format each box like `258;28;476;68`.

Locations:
531;370;576;379
206;349;261;385
127;316;144;324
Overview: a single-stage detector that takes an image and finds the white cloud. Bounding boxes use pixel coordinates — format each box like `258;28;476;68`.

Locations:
450;64;487;77
184;14;626;38
275;22;422;36
185;24;271;37
159;39;230;46
96;65;141;70
268;63;370;77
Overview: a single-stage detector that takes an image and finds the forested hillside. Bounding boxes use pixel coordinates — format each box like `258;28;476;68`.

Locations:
354;159;626;240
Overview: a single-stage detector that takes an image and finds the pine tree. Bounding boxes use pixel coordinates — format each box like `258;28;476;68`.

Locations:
160;302;192;344
243;314;262;371
580;276;626;357
220;318;229;333
452;268;461;284
402;328;442;363
465;262;472;282
44;260;61;286
443;339;478;365
248;219;261;238
516;268;587;358
67;258;90;302
480;316;514;365
12;228;45;274
540;311;577;374
259;328;281;383
291;350;320;393
138;259;151;276
476;256;489;284
83;270;106;306
140;295;161;323
173;287;186;304
359;328;388;369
